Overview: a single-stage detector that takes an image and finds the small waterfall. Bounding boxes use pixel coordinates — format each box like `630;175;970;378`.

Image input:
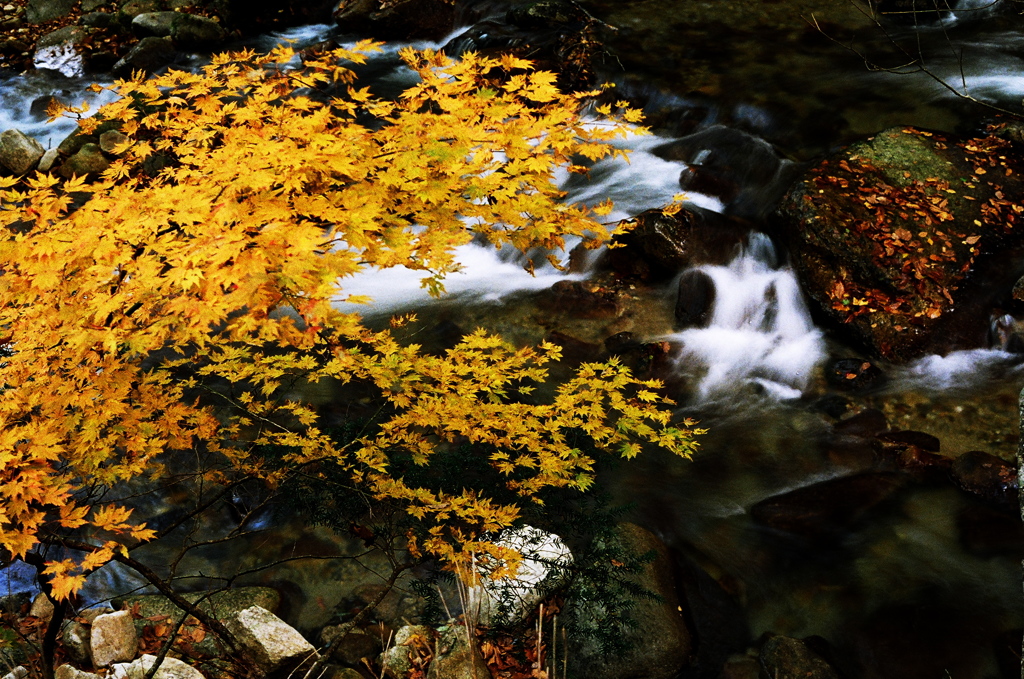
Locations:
669;233;825;401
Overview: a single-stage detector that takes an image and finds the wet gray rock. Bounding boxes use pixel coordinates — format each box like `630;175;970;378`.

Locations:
223;605;316;674
758;635;839;679
37;25;93;49
29;94;63;120
91;610;139;668
61;619;93;666
82;0;112;10
81;10;115;26
131;10;177;36
59;143;110;178
111;36;175;76
573;523;694;679
0;129;45;175
443;0;604;91
676;268;716;328
25;0;76;24
426;624;490;679
874;430;949;481
824;358;884;392
99;129;128;154
170;13;225;48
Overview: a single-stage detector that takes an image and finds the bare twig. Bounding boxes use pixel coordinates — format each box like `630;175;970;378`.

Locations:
803;7;1024;118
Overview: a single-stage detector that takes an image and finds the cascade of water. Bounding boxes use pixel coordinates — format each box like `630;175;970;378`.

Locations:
669;233;825;401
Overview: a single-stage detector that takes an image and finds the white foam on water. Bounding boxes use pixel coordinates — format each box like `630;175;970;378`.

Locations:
669;233;825;401
891;347;1024;392
33;43;84;78
333;241;584;313
558;130;724;221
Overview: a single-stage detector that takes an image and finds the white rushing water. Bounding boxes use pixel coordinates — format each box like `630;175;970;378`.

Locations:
668;233;826;401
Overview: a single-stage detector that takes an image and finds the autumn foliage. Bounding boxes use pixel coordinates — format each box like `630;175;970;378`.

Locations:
0;43;701;600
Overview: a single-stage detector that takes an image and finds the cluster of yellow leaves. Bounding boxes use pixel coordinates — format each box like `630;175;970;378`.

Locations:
0;44;701;596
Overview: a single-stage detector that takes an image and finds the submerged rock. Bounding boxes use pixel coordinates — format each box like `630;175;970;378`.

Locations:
775;126;1024;362
758;635;839;679
750;472;909;541
950;450;1019;510
824;358;884;392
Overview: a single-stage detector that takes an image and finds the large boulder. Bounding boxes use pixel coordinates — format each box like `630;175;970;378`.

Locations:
774;126;1024;361
0;129;45;175
169;12;226;49
223;605;316;674
90;610;139;668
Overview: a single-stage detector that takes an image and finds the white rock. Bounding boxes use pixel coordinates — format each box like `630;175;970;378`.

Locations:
3;667;29;679
223;605;316;674
466;525;573;626
90;610;139;668
112;654;205;679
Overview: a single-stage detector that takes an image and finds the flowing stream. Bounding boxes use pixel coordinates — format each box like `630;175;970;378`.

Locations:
1;3;1022;677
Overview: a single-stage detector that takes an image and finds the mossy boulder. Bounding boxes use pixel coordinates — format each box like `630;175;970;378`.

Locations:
775;126;1024;361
